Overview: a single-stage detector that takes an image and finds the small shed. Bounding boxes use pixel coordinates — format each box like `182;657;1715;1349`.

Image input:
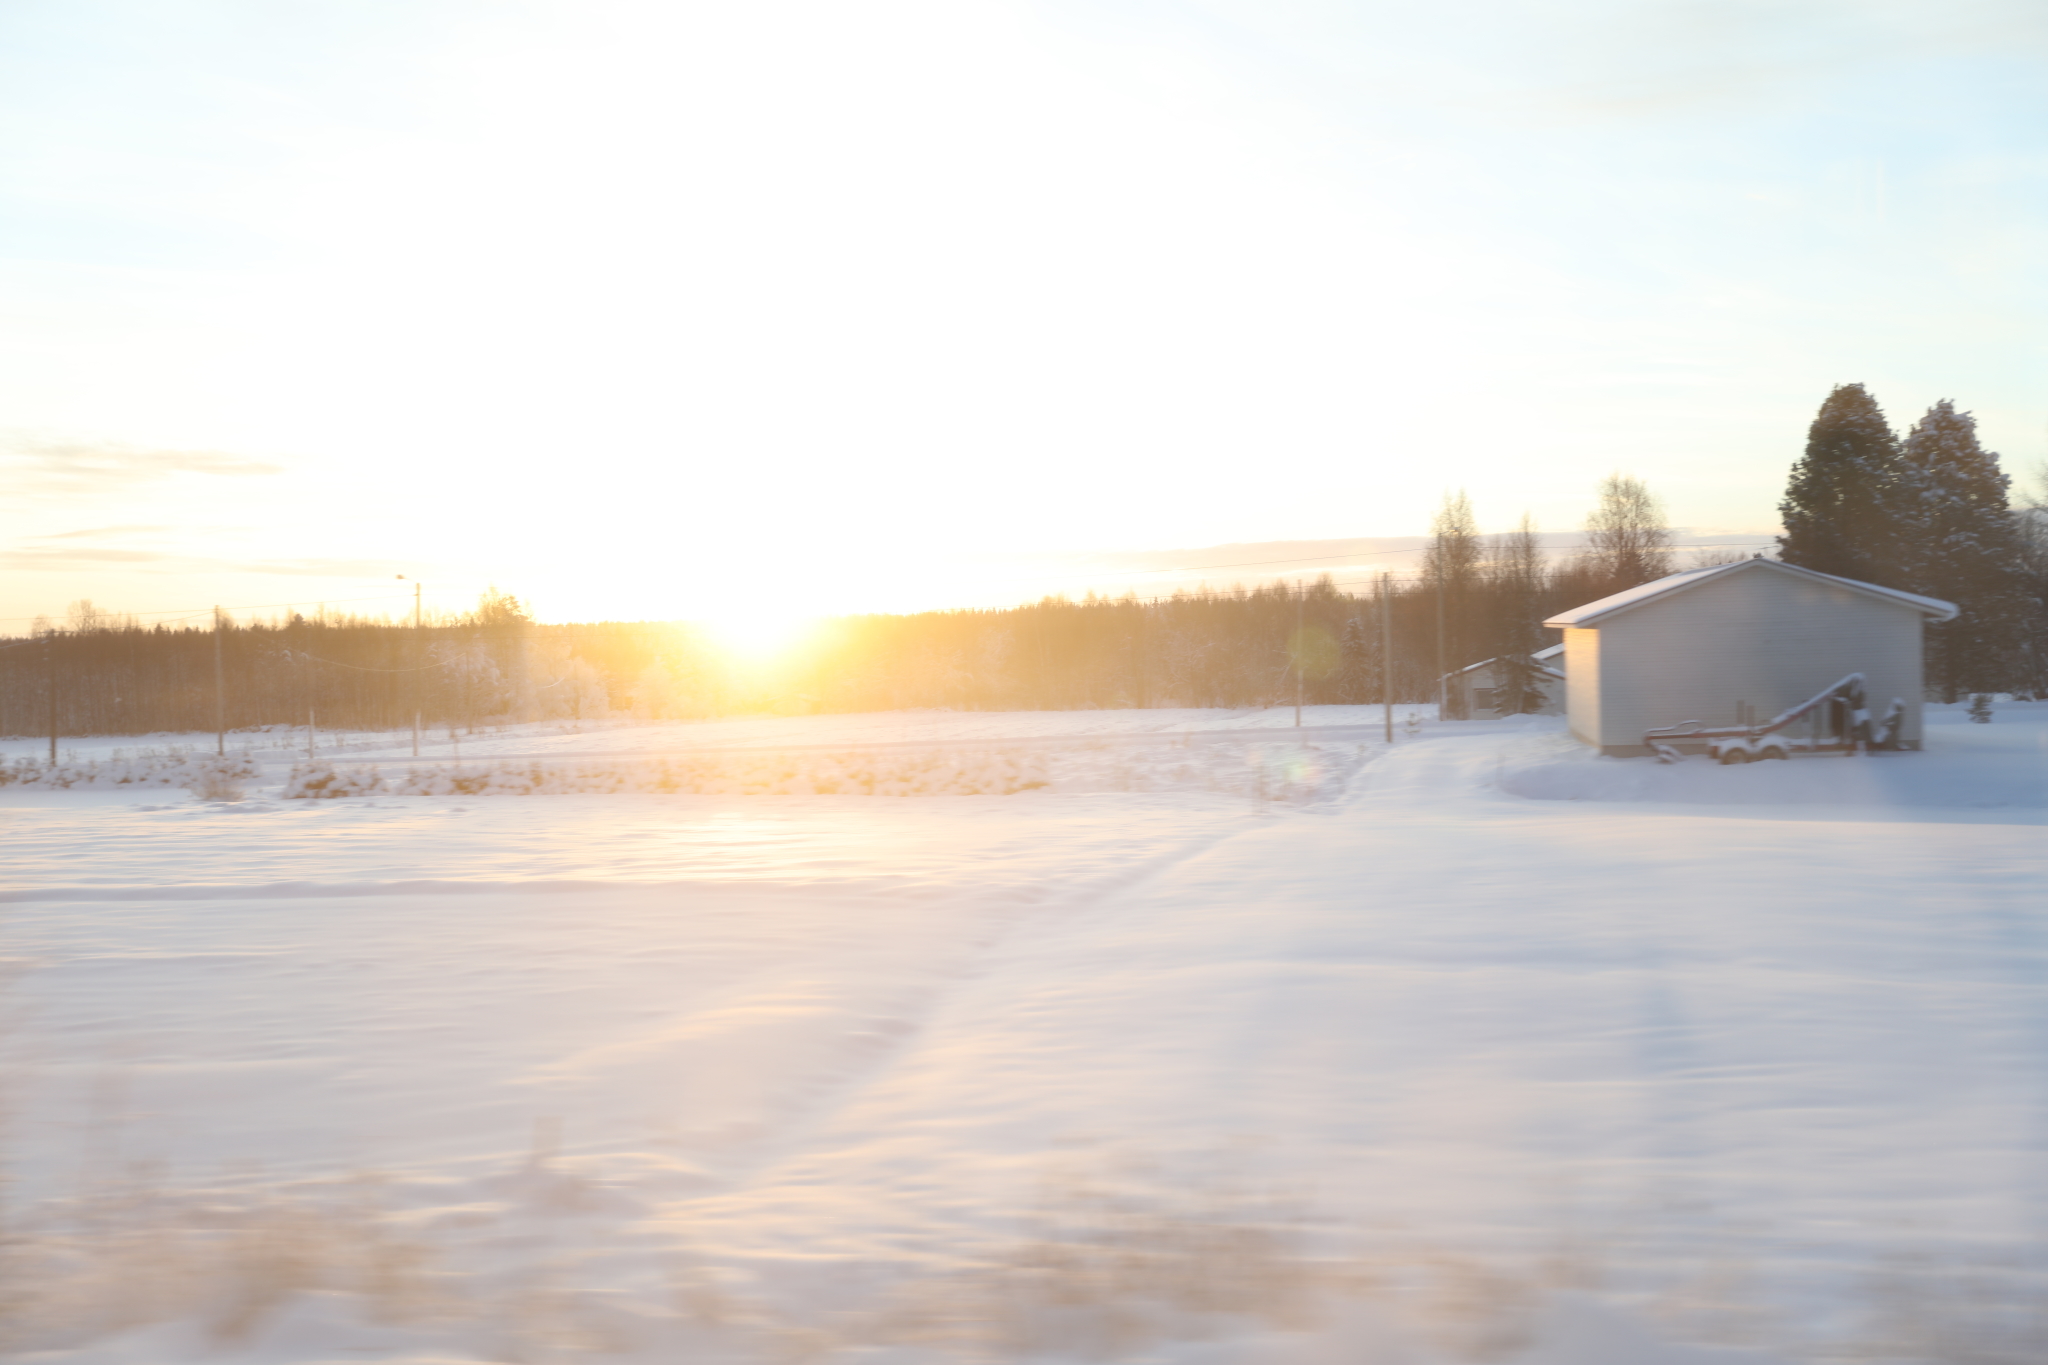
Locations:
1441;653;1565;719
1542;559;1957;757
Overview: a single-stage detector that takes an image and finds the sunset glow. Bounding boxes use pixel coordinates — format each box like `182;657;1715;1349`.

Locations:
4;1;2042;624
698;605;822;665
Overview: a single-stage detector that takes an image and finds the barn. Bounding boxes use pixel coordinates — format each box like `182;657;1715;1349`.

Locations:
1543;558;1958;758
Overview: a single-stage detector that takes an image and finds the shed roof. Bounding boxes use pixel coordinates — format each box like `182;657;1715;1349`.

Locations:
1444;655;1566;681
1542;558;1958;629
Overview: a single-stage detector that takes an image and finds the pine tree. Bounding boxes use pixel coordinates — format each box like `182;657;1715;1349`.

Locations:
1334;615;1374;704
1491;652;1548;716
1901;400;2036;697
1425;490;1482;710
2017;461;2048;696
1488;514;1549;715
1778;384;1917;587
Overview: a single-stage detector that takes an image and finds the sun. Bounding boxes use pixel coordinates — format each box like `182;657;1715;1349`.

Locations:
697;605;818;663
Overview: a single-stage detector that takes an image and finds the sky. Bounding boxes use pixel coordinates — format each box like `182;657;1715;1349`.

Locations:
2;0;2044;630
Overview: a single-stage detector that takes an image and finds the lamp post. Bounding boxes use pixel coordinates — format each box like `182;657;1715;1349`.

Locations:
397;575;422;757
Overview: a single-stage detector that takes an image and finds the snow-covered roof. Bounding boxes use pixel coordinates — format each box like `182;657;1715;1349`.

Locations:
1532;644;1564;661
1445;655;1566;680
1542;558;1958;629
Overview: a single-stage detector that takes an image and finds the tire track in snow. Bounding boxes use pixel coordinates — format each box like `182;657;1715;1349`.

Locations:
671;806;1293;1210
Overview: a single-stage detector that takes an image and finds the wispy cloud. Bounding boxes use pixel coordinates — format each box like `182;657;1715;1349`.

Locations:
0;546;175;567
240;557;407;579
1;437;283;494
27;524;176;541
0;542;403;578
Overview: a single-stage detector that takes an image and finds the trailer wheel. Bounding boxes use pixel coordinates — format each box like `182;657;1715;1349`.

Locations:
1758;744;1788;762
1717;746;1752;765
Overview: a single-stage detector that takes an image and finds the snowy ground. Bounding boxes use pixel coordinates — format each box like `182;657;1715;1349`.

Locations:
0;703;2042;1362
0;704;1433;767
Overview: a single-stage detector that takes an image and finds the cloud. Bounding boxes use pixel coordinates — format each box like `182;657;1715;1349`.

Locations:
28;524;176;541
239;557;409;579
0;543;410;582
0;437;283;493
0;546;175;567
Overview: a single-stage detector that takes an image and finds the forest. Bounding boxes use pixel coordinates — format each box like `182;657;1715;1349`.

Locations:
5;386;2045;739
0;516;1721;739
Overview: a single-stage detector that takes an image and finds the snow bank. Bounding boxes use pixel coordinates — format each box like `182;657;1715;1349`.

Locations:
0;750;261;795
0;706;1438;767
284;748;1047;798
1482;704;2048;811
280;738;1370;801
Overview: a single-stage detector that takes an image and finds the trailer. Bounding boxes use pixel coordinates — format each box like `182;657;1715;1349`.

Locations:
1643;672;1909;765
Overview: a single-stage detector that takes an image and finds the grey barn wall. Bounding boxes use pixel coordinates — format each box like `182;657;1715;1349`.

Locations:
1563;628;1601;748
1575;569;1927;756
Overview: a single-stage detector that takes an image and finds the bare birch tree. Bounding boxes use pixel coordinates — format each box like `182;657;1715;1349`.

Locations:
1583;473;1672;593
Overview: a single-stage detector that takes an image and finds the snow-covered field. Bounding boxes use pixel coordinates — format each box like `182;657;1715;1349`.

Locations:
1;703;2042;1363
0;704;1431;768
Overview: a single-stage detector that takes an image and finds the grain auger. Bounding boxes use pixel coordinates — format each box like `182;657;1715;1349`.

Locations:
1644;673;1908;764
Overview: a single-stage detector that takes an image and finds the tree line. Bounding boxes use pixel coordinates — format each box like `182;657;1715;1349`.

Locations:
0;495;1682;738
5;390;2041;738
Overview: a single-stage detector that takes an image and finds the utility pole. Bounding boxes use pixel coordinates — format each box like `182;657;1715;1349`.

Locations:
291;614;315;761
1379;573;1393;745
1133;598;1149;710
1435;575;1447;721
45;628;58;767
1293;582;1303;728
414;579;423;757
213;607;226;757
400;576;422;756
303;637;316;761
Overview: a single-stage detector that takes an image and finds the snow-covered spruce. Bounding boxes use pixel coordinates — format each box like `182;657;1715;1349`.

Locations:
1902;399;2036;699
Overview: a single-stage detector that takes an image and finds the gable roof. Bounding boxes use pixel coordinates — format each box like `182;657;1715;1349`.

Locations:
1542;557;1958;629
1446;655;1566;681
